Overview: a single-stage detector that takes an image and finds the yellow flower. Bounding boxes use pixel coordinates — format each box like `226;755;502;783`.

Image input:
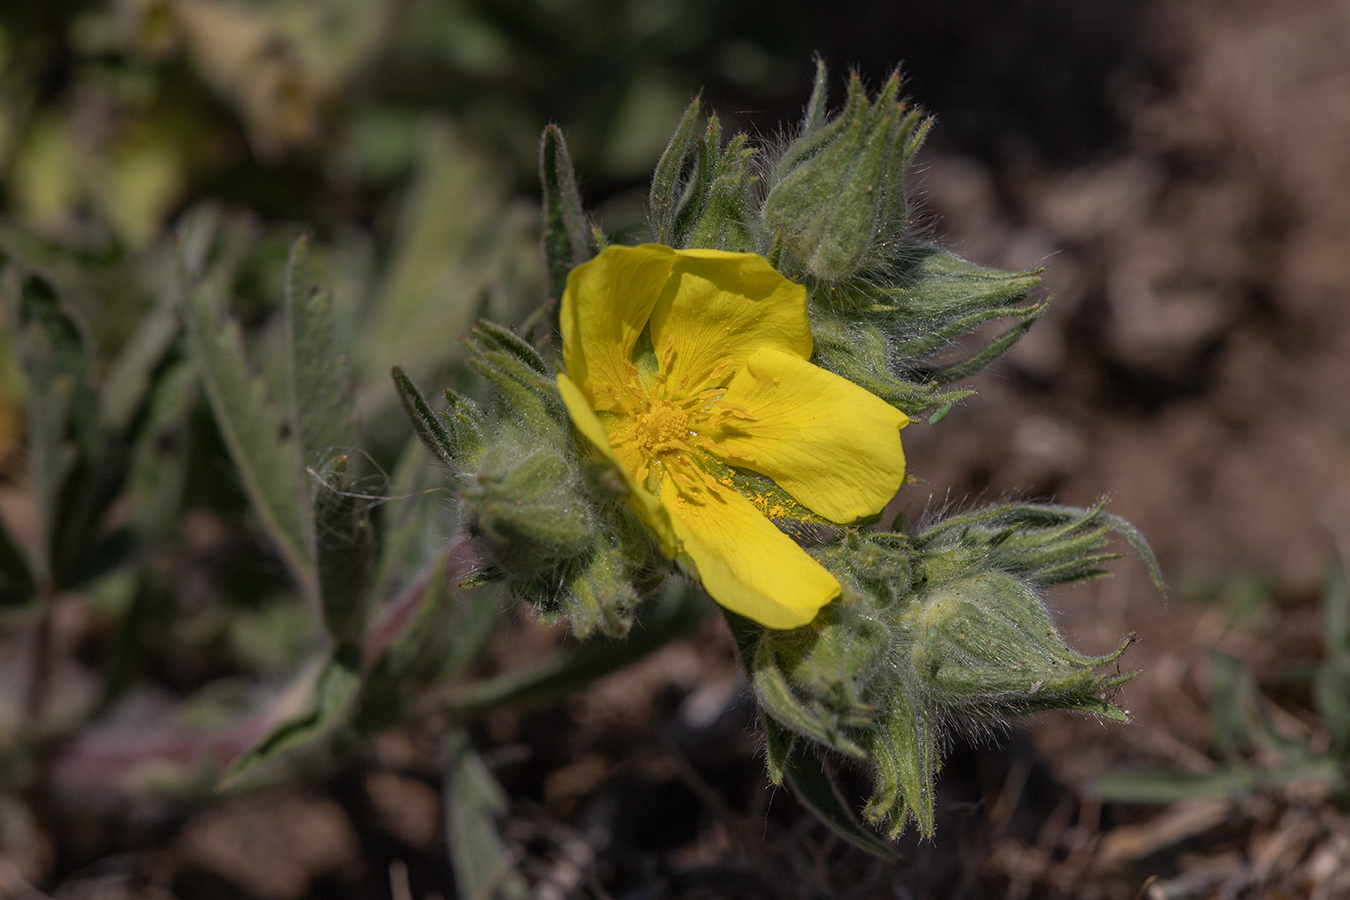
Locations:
556;244;908;628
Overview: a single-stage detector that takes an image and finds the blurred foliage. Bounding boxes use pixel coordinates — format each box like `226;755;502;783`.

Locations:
0;0;832;255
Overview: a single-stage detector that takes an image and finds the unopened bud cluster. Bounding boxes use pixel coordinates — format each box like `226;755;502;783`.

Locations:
749;504;1147;837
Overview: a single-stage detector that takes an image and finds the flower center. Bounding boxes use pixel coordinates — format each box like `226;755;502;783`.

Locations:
633;398;693;457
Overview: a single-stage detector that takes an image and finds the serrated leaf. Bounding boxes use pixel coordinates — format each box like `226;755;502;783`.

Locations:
221;650;361;788
444;727;528;900
182;271;316;602
784;748;896;859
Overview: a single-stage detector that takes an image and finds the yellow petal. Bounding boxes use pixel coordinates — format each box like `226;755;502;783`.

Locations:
648;250;812;390
662;476;839;628
711;347;908;523
561;244;676;411
557;373;677;555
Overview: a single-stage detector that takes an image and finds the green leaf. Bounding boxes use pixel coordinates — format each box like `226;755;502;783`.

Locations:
2;265;87;586
444;727;528;900
359;546;505;733
784;747;896;858
280;235;370;641
181;270;316;602
540;124;594;302
99;285;182;437
125;360;196;538
221;649;362;788
443;580;709;711
313;455;375;643
1092;758;1345;805
283;235;356;465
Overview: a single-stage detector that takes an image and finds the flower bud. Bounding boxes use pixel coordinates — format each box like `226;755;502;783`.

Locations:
762;66;929;283
742;502;1150;838
752;601;891;758
394;324;662;638
463;445;593;573
907;571;1133;719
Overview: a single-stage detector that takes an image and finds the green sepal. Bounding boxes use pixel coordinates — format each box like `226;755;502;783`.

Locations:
466;345;567;438
749;631;866;759
809;311;972;417
682;131;758;252
558;543;641;639
539;124;594;302
702;456;830;532
650;97;703;245
806;244;1046;416
392;365;460;469
862;686;937;839
912;500;1164;591
762;714;796;785
442;390;488;468
801;57;829;135
659;117;760;252
464;446;593;575
471;319;548;377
